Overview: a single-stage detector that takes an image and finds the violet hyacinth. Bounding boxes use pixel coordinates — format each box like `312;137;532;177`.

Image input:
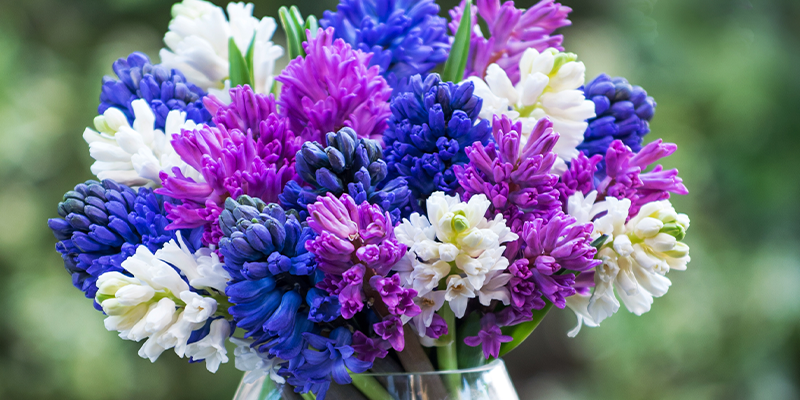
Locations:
383;74;492;214
454;115;561;232
579;74;657;158
320;0;450;84
158;85;299;246
464;313;513;359
305;193;416;351
449;0;572;83
555;152;603;209
597;139;688;217
277;27;392;144
99;52;211;131
499;212;600;325
47;180;199;301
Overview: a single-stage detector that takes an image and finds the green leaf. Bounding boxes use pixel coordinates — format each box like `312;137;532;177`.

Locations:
228;37;252;88
289;6;308;57
304;14;319;35
279;6;305;59
245;34;256;85
591;234;609;249
442;0;472;82
457;312;485;369
498;301;554;357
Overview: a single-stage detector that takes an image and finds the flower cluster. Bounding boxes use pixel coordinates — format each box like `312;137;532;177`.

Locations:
579;74;657;158
321;0;450;84
277;27;392;144
49;1;692;398
383;73;492;213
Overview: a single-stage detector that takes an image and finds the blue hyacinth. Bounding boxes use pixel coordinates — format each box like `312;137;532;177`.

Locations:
218;196;329;361
280;127;410;223
578;74;657;157
288;327;372;399
320;0;450;85
47;180;200;303
383;73;492;214
99;52;212;131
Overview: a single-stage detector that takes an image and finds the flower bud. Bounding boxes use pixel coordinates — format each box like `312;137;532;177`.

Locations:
634;217;663;239
659;222;686;241
438;243;459;262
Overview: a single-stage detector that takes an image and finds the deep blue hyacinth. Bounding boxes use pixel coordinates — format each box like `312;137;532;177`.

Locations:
280;127;410;223
47;180;200;303
383;73;492;214
99;52;212;131
288;327;372;399
578;74;657;158
218;195;325;361
320;0;450;84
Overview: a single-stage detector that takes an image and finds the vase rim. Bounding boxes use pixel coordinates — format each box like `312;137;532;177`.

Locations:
358;359;505;377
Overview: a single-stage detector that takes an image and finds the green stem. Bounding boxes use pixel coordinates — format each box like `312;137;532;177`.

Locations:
350;374;394;400
299;392;316;400
437;305;461;398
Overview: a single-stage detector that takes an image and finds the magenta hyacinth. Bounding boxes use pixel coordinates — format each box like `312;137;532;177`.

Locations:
449;0;572;83
598;139;688;217
455;115;561;223
555;151;603;209
158;86;300;245
277;27;393;144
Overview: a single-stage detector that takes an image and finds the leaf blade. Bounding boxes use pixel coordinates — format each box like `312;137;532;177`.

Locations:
442;0;473;82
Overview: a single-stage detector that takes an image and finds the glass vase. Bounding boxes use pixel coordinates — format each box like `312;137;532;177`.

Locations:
233;359;519;400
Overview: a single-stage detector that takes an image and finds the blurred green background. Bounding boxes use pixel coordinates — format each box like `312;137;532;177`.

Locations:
0;0;798;399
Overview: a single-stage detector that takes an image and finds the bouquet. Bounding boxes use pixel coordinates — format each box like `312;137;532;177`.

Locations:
47;0;690;398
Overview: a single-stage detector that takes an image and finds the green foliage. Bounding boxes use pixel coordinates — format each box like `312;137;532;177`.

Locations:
442;0;472;83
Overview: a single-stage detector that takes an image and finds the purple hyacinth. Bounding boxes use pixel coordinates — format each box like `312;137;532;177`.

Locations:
579;74;657;158
383;73;492;214
373;315;405;351
47;180;199;302
555;152;603;209
320;0;450;84
449;0;572;83
500;212;600;324
158;86;299;246
99;52;211;131
464;314;513;359
598;139;688;217
305;193;411;337
351;331;390;363
277;27;392;144
455;115;561;224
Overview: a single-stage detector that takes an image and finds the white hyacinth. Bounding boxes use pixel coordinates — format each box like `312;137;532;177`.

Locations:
160;0;284;100
566;194;691;336
83;99;201;188
231;337;286;384
394;192;518;326
95;241;231;372
466;48;596;167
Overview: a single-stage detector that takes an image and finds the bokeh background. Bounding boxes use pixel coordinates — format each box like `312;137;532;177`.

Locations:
0;0;798;399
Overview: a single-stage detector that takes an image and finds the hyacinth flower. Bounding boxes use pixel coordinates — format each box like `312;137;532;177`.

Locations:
463;313;513;359
96;236;232;372
280;127;410;222
217;196;324;364
467;48;595;168
160;0;284;97
579;74;657;158
99;52;211;131
498;211;600;326
596;139;688;217
320;0;450;84
84;98;202;188
47;180;200;301
566;197;690;336
393;192;517;336
289;327;372;399
277;27;392;144
455;115;561;235
555;151;603;209
383;74;492;214
305;193;415;351
449;0;572;83
158;85;299;246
